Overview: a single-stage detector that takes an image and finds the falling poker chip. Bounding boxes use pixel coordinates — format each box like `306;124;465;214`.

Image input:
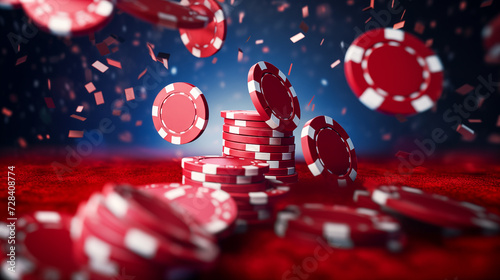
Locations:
301;115;357;187
344;28;444;116
152;82;209;145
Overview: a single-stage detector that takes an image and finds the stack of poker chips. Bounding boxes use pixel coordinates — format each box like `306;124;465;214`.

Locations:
220;110;298;184
181;155;289;227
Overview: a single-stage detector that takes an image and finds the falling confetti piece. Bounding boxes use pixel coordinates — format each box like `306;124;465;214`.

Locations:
365;17;372;24
106;58;122;69
85;82;96;93
395;114;407;123
456;84;474;95
46;134;50;139
92;60;109;73
157;52;170;69
2;107;12;117
246;36;251;43
320;38;324;45
288;63;293;76
481;0;493;7
212;57;218;64
239;11;245;23
47;79;51;90
138;68;147;80
414;21;425;34
238;48;244;62
18;137;27;148
300;21;309;33
96;42;110;56
302;6;309;18
393;21;405;30
330;59;341;69
425;39;433;47
125;87;135;101
468;119;482;123
118;131;133;143
457;124;475;140
147;42;156;61
15;55;27;66
311;104;315;112
488;133;500;144
255;39;264;45
76;106;84;112
382;133;391;141
38;134;44;140
136;120;143;126
94;91;104;105
112;109;121;116
341;107;347;115
401;9;406;20
44;97;55;109
290;33;305;43
307;95;315;107
68;130;84;138
70;114;87;121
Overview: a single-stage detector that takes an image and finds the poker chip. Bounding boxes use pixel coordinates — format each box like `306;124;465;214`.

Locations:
178;0;226;57
0;0;21;9
372;185;500;231
183;169;264;185
223;146;294;161
237;209;272;221
20;0;114;36
264;167;295;176
248;61;301;132
344;28;443;115
223;132;295;146
222;139;295;153
182;155;269;176
117;0;209;29
229;186;290;205
265;173;298;184
353;189;381;210
224;118;271;128
275;204;405;252
152;82;209;145
301;116;357;186
482;14;500;63
141;183;238;235
182;176;268;193
223;124;293;138
221;110;264;121
265;159;296;169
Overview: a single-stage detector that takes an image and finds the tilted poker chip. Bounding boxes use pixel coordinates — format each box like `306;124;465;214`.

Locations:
224;118;271;128
221;110;264;121
117;0;209;29
20;0;114;36
222;139;295;153
223;132;295;146
182;176;268;193
248;61;301;132
152;82;209;145
141;183;238;235
223;146;294;161
223;124;293;138
229;185;290;205
182;155;269;176
301;116;357;186
0;0;21;9
372;185;500;231
183;169;264;184
344;28;444;115
482;14;500;63
178;0;226;57
264;166;295;176
265;173;298;184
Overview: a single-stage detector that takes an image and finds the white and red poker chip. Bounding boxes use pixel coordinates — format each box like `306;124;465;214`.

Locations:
264;166;295;176
117;0;209;29
265;159;296;169
183;169;264;185
182;176;268;193
372;185;500;232
0;0;21;9
152;82;209;145
223;146;294;161
237;209;272;221
229;185;290;206
221;110;264;121
182;155;269;176
301;115;357;187
265;173;298;184
224;118;271;128
222;139;295;153
223;124;293;138
482;14;500;63
248;61;301;132
141;183;238;236
223;132;295;146
20;0;115;36
178;0;226;57
344;28;443;116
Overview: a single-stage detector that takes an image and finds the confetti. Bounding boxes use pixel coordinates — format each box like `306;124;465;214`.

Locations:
138;68;147;80
68;130;84;138
497;115;500;127
311;104;315;112
393;21;405;30
307;95;315;107
70;114;87;121
341;107;347;115
37;134;43;141
125;87;135;101
135;120;143;126
16;55;27;66
300;21;309;33
456;84;474;95
320;38;324;45
96;42;110;56
18;137;27;148
382;133;391;141
2;107;12;117
468;119;482;123
94;91;104;105
212;57;218;64
47;79;51;90
288;63;293;76
147;42;156;61
76;106;84;112
106;58;122;69
255;39;264;45
365;17;372;24
157;52;170;69
290;33;305;43
92;60;109;73
239;11;244;23
118;131;133;143
238;48;244;62
85;82;96;93
481;0;493;7
246;36;251;42
44;97;56;109
414;21;425;34
302;6;309;18
456;124;475;140
401;9;406;20
330;59;341;69
488;133;500;144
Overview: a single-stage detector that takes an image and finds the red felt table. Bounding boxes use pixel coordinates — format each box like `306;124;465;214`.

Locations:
1;151;500;280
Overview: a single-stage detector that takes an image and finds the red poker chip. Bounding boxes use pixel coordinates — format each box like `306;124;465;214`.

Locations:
0;0;21;9
183;169;264;184
237;209;272;221
141;183;238;235
265;173;298;184
224;118;270;128
223;132;295;146
20;0;114;36
372;185;500;231
182;176;268;193
344;28;444;115
482;14;500;63
222;139;295;153
353;189;381;210
301;115;357;186
117;0;209;29
264;167;295;176
221;110;264;121
178;0;226;57
223;124;293;138
266;159;296;169
182;155;269;176
229;186;290;205
248;61;301;132
152;82;209;145
223;146;294;161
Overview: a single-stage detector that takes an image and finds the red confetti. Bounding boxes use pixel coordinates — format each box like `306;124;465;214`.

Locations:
146;42;156;61
70;114;87;121
76;106;84;113
106;58;122;69
393;21;405;30
44;97;56;109
341;107;347;115
288;63;293;76
497;115;500;127
320;38;324;46
138;68;147;80
311;104;315;112
18;137;27;148
212;57;218;64
16;55;27;66
92;60;108;73
135;120;143;126
47;79;51;90
302;6;309;18
456;84;474;95
96;42;110;56
94;91;104;105
2;107;13;117
237;48;244;62
457;124;475;140
330;59;341;69
125;87;135;101
468;119;482;123
68;130;84;138
85;82;96;93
